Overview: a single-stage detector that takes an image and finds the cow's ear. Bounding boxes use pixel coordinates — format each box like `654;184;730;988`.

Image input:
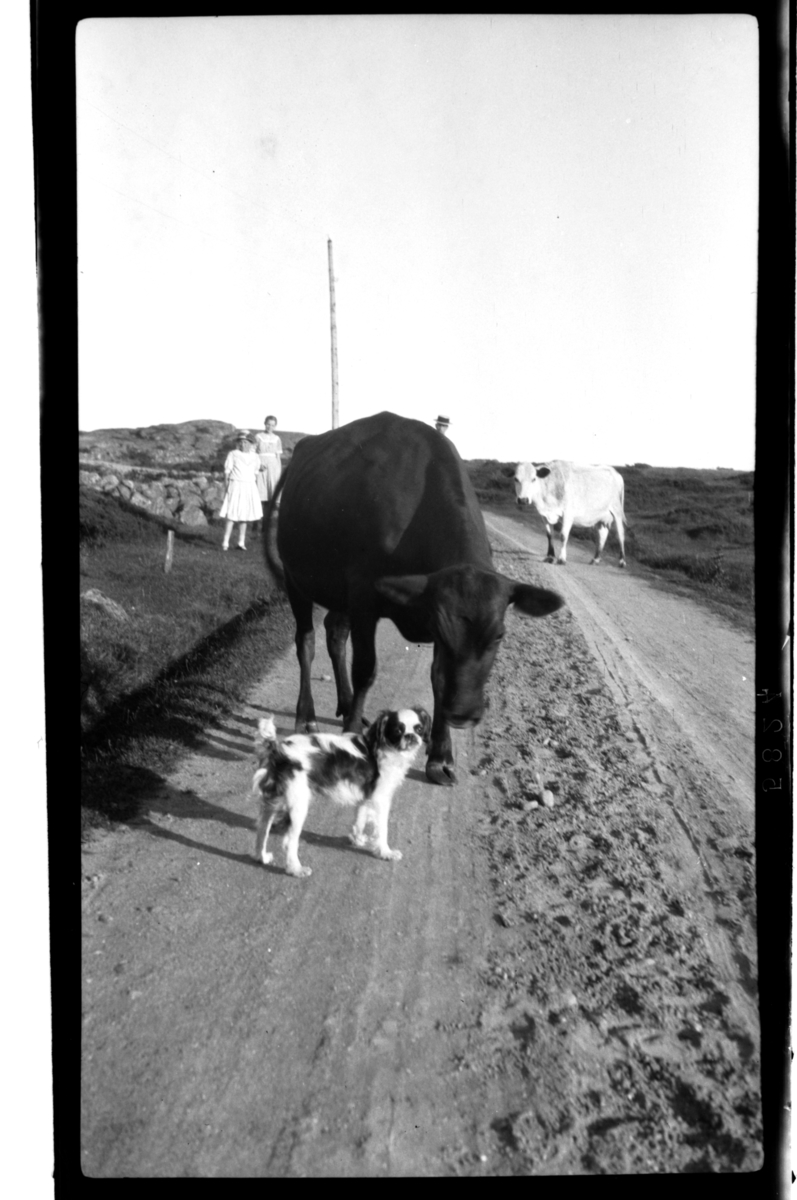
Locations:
535;466;551;478
374;574;429;607
507;580;564;618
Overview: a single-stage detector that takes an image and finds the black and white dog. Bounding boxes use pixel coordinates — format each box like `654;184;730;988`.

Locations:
252;708;431;877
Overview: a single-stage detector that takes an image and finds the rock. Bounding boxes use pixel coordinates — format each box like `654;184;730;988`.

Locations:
148;498;173;518
138;481;165;499
542;790;556;807
81;589;129;621
179;505;208;527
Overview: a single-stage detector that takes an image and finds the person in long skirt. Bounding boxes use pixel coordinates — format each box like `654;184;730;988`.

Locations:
219;431;261;550
254;415;283;515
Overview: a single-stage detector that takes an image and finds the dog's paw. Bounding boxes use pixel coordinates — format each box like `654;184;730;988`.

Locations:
375;847;403;862
258;851;274;866
286;863;312;877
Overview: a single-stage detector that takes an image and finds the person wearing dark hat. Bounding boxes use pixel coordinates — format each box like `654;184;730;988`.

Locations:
434;415;451;436
219;431;261;550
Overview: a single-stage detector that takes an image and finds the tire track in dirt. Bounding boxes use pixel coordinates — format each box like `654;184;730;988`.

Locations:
471;521;760;1172
484;515;758;1014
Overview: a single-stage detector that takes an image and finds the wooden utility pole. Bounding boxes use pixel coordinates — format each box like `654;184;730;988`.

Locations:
328;238;339;428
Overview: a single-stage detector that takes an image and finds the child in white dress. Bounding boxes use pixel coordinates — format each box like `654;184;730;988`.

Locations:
219;432;261;550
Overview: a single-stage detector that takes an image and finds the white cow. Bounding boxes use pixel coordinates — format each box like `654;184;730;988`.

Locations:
514;461;627;567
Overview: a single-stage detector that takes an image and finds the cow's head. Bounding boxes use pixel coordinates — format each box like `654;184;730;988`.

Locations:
514;462;550;507
374;566;563;728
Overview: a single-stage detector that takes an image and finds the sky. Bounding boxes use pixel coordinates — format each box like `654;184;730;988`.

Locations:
77;14;758;469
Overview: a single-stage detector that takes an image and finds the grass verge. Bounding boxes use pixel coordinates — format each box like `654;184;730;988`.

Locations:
80;487;294;835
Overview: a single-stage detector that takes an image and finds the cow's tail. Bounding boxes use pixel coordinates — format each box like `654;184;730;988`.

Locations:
262;470;289;590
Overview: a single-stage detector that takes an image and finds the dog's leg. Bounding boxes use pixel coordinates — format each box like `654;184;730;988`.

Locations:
350;801;376;849
369;789;402;861
282;779;313;877
254;808;277;865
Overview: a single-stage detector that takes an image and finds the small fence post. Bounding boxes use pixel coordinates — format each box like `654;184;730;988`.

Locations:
164;529;174;574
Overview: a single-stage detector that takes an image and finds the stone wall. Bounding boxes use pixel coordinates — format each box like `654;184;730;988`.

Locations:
78;418;305;526
78;463;227;527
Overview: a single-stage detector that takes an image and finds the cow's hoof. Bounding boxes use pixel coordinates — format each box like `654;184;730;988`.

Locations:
297;720;320;733
426;760;456;786
619;561;627;569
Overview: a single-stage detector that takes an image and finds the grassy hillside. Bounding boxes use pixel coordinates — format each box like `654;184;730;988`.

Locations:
466;459;754;626
79;420;307;471
80;487;294;831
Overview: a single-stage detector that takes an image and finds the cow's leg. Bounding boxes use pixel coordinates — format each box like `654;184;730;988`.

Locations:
591;523;609;565
426;644;456;786
285;579;319;733
544;523;557;563
324;610;353;720
557;515;574;564
342;611;378;733
614;514;627;568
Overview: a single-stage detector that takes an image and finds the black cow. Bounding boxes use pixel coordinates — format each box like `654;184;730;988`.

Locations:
264;412;564;785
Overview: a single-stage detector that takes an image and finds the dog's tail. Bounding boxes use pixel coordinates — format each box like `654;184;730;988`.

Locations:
257;714;278;742
262;472;289;589
253;713;279;766
251;724;293;829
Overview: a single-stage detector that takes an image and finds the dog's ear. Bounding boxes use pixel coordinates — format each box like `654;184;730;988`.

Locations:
414;707;432;744
365;711;391;752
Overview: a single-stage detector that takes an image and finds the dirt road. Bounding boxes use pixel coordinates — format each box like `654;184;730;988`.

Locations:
81;516;760;1175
